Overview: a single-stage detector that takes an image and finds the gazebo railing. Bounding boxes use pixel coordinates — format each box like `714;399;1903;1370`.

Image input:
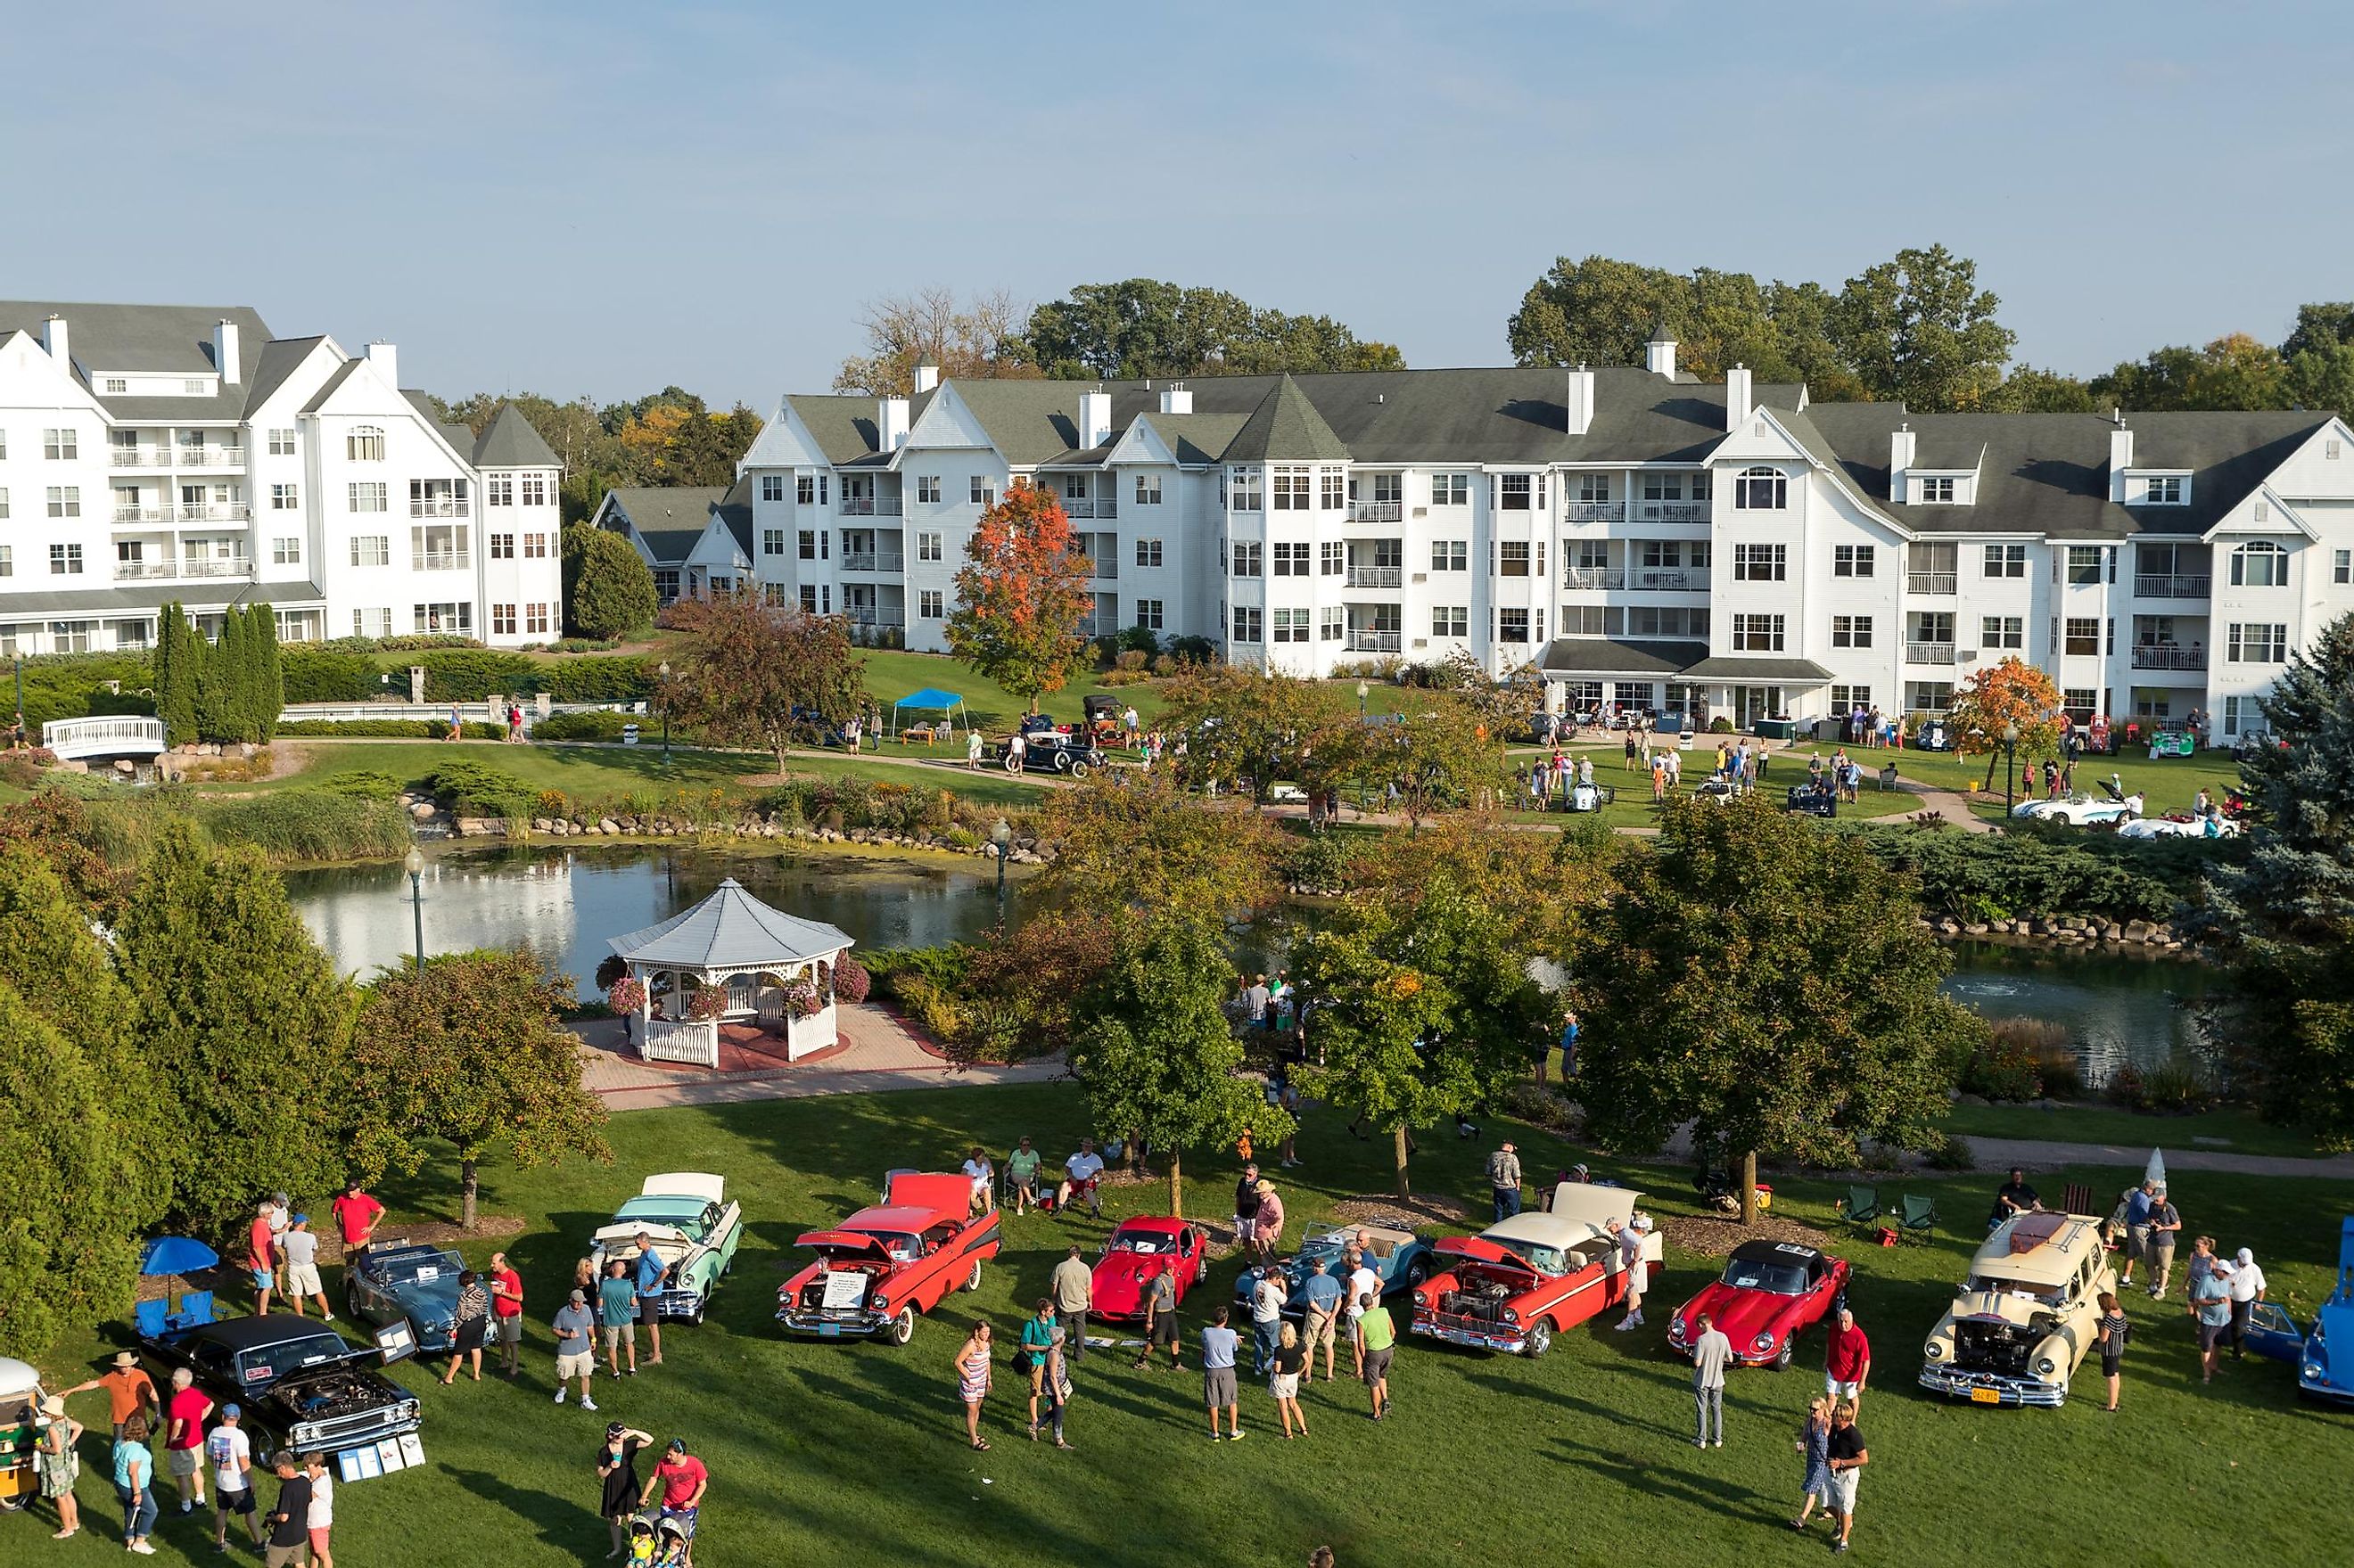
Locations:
641;1017;720;1068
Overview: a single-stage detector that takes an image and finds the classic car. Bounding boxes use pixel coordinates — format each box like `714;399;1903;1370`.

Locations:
1919;1210;2112;1407
776;1170;1002;1344
1411;1185;1661;1357
1231;1219;1434;1318
588;1173;745;1326
345;1241;470;1351
0;1357;53;1512
1911;721;1955;751
1568;781;1617;813
2239;1215;2354;1404
1091;1217;1208;1321
1667;1240;1850;1370
2012;777;2143;826
1007;722;1106;777
142;1314;421;1458
2116;813;2241;841
2146;727;2198;759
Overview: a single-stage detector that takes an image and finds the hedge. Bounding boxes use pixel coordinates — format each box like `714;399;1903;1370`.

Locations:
274;718;445;738
13;651;155;729
416;649;538;702
1848;820;2241;924
534;657;655;703
280;645;384;704
533;710;637;742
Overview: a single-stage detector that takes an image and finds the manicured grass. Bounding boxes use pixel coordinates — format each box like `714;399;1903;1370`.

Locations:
1781;741;2246;821
1938;1100;2327;1160
16;1082;2348;1566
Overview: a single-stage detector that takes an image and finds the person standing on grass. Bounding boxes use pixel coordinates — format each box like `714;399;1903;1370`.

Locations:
302;1450;336;1568
1050;1244;1093;1362
634;1233;671;1367
955;1322;994;1449
1615;1216;1650;1331
68;1350;157;1442
1299;1257;1344;1382
489;1250;524;1376
283;1214;333;1320
1008;728;1026;774
1132;1263;1181;1371
1791;1395;1834;1532
553;1288;600;1410
331;1179;383;1264
162;1367;212;1515
247;1200;279;1316
1344;1250;1378;1381
1824;1403;1867;1554
1038;1325;1074;1450
1201;1306;1244;1442
598;1258;639;1379
1251;1267;1288;1375
1270;1320;1310;1440
1691;1312;1731;1449
2146;1186;2182;1297
36;1393;83;1539
597;1423;653;1559
2192;1260;2234;1383
1253;1179;1286;1262
1232;1162;1263;1253
440;1269;490;1384
2095;1291;2129;1411
1486;1139;1524;1223
262;1449;311;1568
1823;1306;1871;1411
208;1405;262;1552
652;1438;708;1565
1022;1300;1058;1438
2226;1247;2268;1358
1355;1293;1396;1421
2119;1179;2156;1287
114;1413;158;1556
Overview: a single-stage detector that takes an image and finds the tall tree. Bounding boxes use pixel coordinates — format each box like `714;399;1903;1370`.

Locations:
153;603;199;746
944;481;1096;710
1987;364;2098;413
1571;797;1976;1220
1071;908;1287;1217
1831;243;2016;410
1347;694;1506;829
1507;256;1848;387
253;603;284;741
1157;663;1353;809
1012;280;1404;381
564;522;660;640
1037;772;1286;921
2198;612;2354;1151
197;610;244;743
2090;333;2294;412
350;950;611;1229
1944;656;2067;790
666;590;866;776
834;286;1037;395
112;825;356;1229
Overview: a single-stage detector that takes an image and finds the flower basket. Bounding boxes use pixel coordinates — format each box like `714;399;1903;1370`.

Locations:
685;982;729;1022
607;976;646;1014
781;977;822;1020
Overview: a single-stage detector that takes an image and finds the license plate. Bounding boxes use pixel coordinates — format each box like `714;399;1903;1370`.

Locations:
819;1324;842;1337
1969;1387;2002;1404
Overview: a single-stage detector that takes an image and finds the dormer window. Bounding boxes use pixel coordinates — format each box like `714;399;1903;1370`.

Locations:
1920;477;1955;504
2230;541;2286;587
1733;466;1786;511
2139;474;2186;505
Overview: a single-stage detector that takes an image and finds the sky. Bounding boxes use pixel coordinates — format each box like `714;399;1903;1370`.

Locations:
6;1;2350;409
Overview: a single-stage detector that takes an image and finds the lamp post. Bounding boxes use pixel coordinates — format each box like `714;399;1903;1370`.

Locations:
989;817;1013;923
657;661;672;765
2002;720;2021;816
403;846;427;972
1356;679;1370;719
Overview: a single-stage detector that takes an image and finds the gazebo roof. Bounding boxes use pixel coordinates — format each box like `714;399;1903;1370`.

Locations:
608;879;855;970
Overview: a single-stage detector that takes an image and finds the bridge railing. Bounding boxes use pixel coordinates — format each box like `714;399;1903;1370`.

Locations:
42;715;169;759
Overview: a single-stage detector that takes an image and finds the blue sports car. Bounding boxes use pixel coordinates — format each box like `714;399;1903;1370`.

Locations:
1232;1219;1434;1318
2243;1215;2354;1405
344;1242;470;1352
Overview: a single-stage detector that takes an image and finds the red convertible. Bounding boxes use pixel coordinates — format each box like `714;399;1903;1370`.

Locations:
1089;1217;1207;1321
1412;1186;1659;1357
776;1171;1002;1345
1667;1239;1849;1370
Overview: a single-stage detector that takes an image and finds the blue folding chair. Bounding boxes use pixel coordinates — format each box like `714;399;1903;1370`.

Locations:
176;1291;216;1327
134;1299;170;1338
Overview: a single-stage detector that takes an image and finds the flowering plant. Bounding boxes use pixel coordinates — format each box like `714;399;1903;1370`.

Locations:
607;976;646;1013
685;982;730;1022
781;977;823;1019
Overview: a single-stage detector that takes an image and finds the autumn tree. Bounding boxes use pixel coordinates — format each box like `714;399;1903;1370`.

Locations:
1071;907;1288;1218
1571;797;1975;1221
1157;663;1354;809
1038;771;1286;920
666;590;867;775
1944;656;2067;790
350;951;611;1228
834;287;1036;395
563;522;660;640
1012;279;1403;381
944;481;1095;710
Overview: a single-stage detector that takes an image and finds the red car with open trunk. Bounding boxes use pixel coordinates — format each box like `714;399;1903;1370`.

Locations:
776;1171;1002;1345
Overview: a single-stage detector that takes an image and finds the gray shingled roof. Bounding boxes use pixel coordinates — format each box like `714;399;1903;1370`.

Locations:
1680;655;1835;683
1224;375;1354;462
600;487;728;563
712;475;755;560
608;878;854;968
1537;637;1703;676
301;358;366;415
242;336;328;414
0;300;275;421
473;403;560;468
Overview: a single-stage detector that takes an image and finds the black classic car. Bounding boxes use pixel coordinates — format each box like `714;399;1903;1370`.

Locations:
142;1314;421;1458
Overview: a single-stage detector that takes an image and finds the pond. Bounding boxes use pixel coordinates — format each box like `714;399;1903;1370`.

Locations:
1939;941;2212;1085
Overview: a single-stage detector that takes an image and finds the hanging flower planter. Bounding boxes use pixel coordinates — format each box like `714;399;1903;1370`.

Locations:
685;982;730;1022
781;976;823;1020
607;976;646;1014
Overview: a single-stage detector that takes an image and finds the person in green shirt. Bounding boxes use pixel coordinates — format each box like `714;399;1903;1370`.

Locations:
1354;1294;1396;1420
1006;1138;1044;1216
1021;1299;1058;1437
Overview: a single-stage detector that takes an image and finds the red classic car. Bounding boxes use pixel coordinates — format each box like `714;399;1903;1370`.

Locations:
1089;1217;1207;1321
1412;1186;1660;1357
775;1171;1002;1345
1667;1239;1849;1370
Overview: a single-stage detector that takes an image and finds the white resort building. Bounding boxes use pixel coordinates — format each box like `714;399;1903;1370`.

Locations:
0;301;564;656
677;336;2354;735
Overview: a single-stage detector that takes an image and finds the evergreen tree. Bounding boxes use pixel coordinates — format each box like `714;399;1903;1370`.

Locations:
252;604;284;741
113;825;355;1228
564;523;659;639
2200;612;2354;1150
196;612;242;743
154;603;198;746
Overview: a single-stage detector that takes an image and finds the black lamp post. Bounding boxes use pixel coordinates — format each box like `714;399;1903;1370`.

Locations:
403;846;427;972
657;661;673;765
989;817;1013;921
2002;720;2021;816
1356;679;1370;719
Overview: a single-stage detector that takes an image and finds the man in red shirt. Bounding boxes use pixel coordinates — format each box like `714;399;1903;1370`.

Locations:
162;1366;214;1512
331;1180;385;1262
246;1203;278;1315
653;1438;708;1565
1823;1305;1872;1410
487;1250;525;1378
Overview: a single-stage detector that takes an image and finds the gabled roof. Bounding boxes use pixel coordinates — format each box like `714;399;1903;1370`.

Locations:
1224;375;1353;462
241;335;331;413
599;487;729;564
300;358;367;414
711;475;755;561
472;403;560;469
608;878;855;968
0;300;273;420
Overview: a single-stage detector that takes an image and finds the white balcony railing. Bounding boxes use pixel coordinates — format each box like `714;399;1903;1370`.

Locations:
411;552;472;572
1062;497;1116;519
177;445;244;469
179;504;252;523
2134;573;2211;599
1346;567;1403;589
839;553;907;573
1348;500;1403;524
1566;501;1619;522
1629;567;1709;592
2132;644;2208;671
111;447;171;467
113;505;175;525
1906;571;1958;595
1563;567;1626;590
1905;641;1958;665
1636;501;1711;522
1346;629;1403;653
846;609;908;628
409;497;465;518
114;560;178;579
838;497;876;515
179;557;254;579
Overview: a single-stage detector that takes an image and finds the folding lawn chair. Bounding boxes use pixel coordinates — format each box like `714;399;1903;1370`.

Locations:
1834;1185;1881;1228
1897;1193;1938;1244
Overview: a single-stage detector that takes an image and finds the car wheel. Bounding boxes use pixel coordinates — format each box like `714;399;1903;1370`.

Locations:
689;1301;706;1326
1771;1338;1794;1372
1523;1320;1553;1358
1053;751;1074;774
964;1259;984;1293
0;1490;30;1513
1069;759;1091;779
1403;1258;1429;1288
885;1307;917;1347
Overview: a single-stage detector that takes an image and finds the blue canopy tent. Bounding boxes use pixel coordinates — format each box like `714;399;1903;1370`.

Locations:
889;686;969;742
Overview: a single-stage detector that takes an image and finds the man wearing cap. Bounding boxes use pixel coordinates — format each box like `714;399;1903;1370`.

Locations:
653;1438;709;1564
1233;1162;1263;1252
552;1287;599;1409
207;1405;262;1552
488;1250;525;1377
1298;1256;1344;1381
1486;1140;1524;1222
162;1367;212;1514
67;1350;158;1443
283;1213;333;1321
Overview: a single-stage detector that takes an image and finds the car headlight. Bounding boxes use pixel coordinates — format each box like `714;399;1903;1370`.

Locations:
2305;1362;2326;1381
1924;1342;1945;1360
2033;1356;2057;1376
1501;1309;1519;1324
1753;1334;1775;1352
871;1295;889;1311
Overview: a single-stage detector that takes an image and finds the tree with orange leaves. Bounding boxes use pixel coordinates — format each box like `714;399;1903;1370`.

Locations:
945;480;1096;710
1946;655;2065;788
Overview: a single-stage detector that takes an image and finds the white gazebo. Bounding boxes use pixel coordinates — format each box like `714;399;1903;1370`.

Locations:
608;878;856;1068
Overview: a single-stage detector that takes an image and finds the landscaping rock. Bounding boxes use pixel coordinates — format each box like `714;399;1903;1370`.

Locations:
410;802;439;821
598;817;621;835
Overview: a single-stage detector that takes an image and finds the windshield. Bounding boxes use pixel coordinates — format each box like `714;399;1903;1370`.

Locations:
1967;1276;2062;1308
1109;1229;1173;1256
236;1334;350;1386
1723;1259;1809;1294
618;1199;710;1239
374;1252;462;1286
1493;1243;1564;1276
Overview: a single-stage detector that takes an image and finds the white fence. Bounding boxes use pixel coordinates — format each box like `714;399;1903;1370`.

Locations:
640;1018;720;1068
43;715;169;760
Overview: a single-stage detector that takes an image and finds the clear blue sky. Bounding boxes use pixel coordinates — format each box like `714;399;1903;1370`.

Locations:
7;1;2347;408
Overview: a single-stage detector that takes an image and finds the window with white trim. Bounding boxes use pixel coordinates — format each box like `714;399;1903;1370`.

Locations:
1834;544;1875;578
490;533;515;559
1133;473;1162;505
1272;608;1311;644
346;426;384;461
1830;684;1873;712
761;528;785;556
1429;472;1469;506
490;603;517;636
1981;615;2024;649
1919;476;1956;504
1733;543;1786;581
273;538;300;565
1320;607;1343;642
2226;622;2288;662
2142;475;2185;505
969;476;993;505
2066;546;2103;585
1272;467;1310;511
487;477;514;506
527;603;551;635
350;536;390;567
1231;607;1263;643
1320;542;1342;577
42;428;78;460
1732;612;1785;651
1831;614;1872;648
268;429;296;456
46;487;80;518
1499;474;1533;512
761;475;785;503
1733;466;1786;510
919;590;943;620
2063;618;2100;655
1906;681;1955;713
1498;608;1530;644
1433;605;1469;637
1135;538;1163;569
1272;542;1309;576
1432;540;1467;571
1231;542;1262;577
524;533;548;558
1983;543;2026;578
348;482;387;513
51;543;85;574
908;531;936;562
2223;694;2248;735
272;483;299;510
2230;541;2286;587
917;475;941;504
2337;549;2350;585
1134;598;1164;631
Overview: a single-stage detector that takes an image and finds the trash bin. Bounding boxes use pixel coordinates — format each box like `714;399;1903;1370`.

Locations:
1757;717;1796;741
621;722;640;746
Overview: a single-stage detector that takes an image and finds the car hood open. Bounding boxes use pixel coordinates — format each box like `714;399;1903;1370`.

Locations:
1432;1236;1539;1277
794;1230;895;1260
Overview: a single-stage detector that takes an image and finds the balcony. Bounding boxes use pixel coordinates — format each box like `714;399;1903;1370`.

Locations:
1346;629;1403;653
845;608;907;628
111;446;171;468
1088;559;1118;581
112;505;175;526
2133;644;2208;671
1346;567;1403;589
2134;573;2211;599
1906;571;1958;595
1905;641;1958;665
1636;501;1711;523
411;553;473;572
114;560;179;580
179;504;251;523
1348;501;1403;525
410;497;465;518
1062;497;1117;520
1629;567;1709;592
179;558;254;579
1563;567;1626;590
177;446;244;470
839;553;906;573
1566;501;1619;522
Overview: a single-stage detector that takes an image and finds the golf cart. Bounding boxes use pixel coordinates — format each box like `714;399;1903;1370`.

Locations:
1912;719;1955;751
0;1358;54;1512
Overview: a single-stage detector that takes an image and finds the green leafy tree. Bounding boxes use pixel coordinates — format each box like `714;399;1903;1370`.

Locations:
1013;279;1404;380
564;522;660;640
1988;365;2097;413
2198;613;2354;1150
113;825;356;1229
350;950;611;1229
1071;909;1287;1217
1571;797;1978;1220
945;481;1095;709
249;604;284;742
1038;772;1286;920
1157;662;1352;809
154;603;199;746
666;591;866;776
2091;333;2293;412
1831;243;2017;410
1507;256;1851;388
197;610;245;743
1346;694;1506;829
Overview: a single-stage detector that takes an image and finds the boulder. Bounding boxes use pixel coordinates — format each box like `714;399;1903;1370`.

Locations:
410;802;439;821
598;817;621;835
2124;919;2154;942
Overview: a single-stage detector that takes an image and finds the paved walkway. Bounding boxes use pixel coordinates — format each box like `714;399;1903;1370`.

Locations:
575;1002;1063;1111
1659;1121;2351;1181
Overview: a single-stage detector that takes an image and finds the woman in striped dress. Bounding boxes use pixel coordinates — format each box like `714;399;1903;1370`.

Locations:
955;1322;994;1450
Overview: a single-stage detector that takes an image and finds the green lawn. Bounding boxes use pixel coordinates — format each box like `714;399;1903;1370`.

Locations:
17;1082;2349;1566
1780;741;2245;822
1938;1100;2327;1160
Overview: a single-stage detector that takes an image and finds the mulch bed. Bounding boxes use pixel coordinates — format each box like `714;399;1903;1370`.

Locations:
1333;1193;1475;1227
1658;1211;1840;1260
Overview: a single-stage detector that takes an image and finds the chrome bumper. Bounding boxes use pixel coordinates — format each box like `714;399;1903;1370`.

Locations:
777;1309;892;1338
1918;1365;2066;1408
1412;1315;1527;1353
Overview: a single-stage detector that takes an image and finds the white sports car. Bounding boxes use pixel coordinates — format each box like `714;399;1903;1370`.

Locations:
2117;815;2241;841
2012;777;2143;826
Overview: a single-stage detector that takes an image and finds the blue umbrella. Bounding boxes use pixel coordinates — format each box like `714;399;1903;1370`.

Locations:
139;1236;219;1277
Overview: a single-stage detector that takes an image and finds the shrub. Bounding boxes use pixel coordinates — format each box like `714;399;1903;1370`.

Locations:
175;749;274;784
1116;626;1160;657
1707;716;1735;734
537;657;656;704
279;645;383;704
376;634;485;652
2115;1059;2218;1114
1099;669;1150;687
1168;635;1215;665
534;710;636;742
534;788;572;819
422;759;536;818
318;770;405;800
1151;653;1177;677
1113;649;1148;672
1851;821;2210;924
1958;1033;2043;1102
1499;1081;1580;1134
0;749;57;790
273;718;440;738
548;637;620;653
416;648;537;702
1924;1132;1977;1171
1281;830;1354;891
12;651;155;729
